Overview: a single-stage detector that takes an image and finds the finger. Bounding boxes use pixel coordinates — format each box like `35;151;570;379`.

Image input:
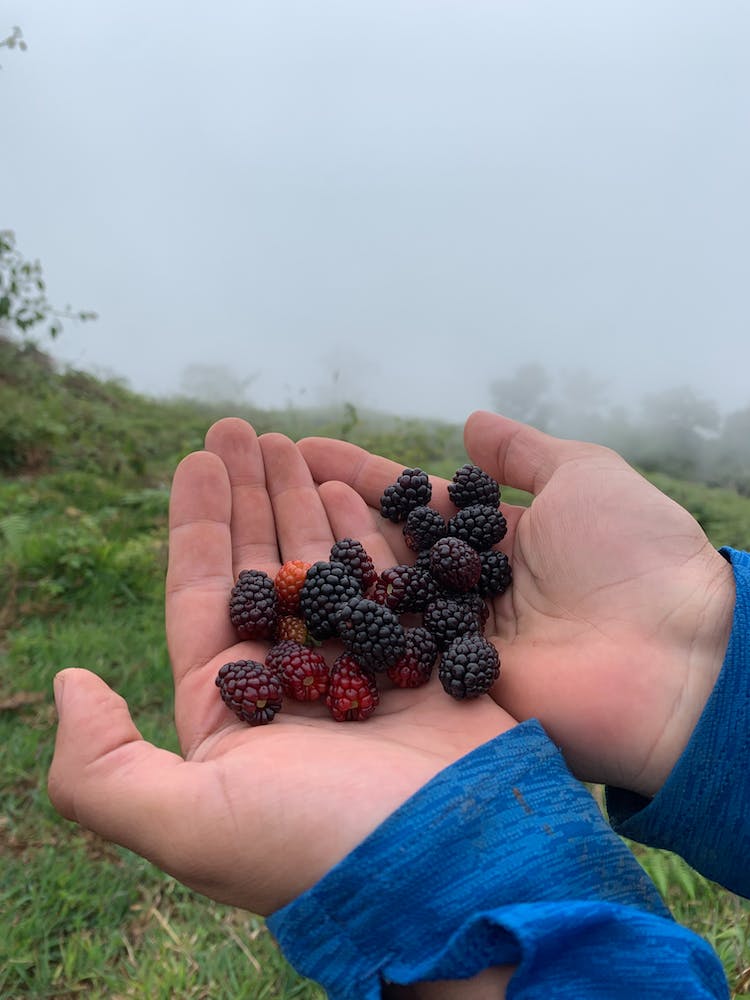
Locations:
298;437;456;519
204;418;279;578
464;410;596;496
48;669;205;880
259;433;336;565
167;449;236;685
318;480;403;570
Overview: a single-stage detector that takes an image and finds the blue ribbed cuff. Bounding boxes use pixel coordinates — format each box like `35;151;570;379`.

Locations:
607;547;750;897
267;720;728;999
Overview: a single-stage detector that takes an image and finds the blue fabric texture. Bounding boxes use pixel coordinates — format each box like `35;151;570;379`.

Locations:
606;547;750;897
268;719;728;999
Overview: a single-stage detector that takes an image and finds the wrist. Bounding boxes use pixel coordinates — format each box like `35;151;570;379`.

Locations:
644;545;735;795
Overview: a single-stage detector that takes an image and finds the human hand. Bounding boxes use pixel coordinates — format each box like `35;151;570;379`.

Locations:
299;411;736;797
47;418;516;917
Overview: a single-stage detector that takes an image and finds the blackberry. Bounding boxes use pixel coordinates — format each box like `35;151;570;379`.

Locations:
215;660;283;725
298;560;363;641
229;570;279;640
371;564;412;611
266;640;329;702
448;464;501;510
478;550;513;597
403;506;447;552
336;597;406;671
447;504;507;551
428;536;482;592
330;538;378;591
423;594;484;649
326;654;379;722
387;627;438;688
275;560;311;615
276;615;313;645
438;635;500;700
380;468;432;523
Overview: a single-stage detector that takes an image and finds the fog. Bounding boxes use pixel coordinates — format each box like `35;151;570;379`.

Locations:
3;1;749;423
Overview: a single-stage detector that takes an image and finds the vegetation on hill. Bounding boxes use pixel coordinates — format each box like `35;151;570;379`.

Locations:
1;337;749;997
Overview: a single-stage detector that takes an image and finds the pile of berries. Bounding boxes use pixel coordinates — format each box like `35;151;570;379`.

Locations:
215;463;512;725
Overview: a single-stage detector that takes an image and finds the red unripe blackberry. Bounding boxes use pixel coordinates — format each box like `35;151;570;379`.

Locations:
423;594;484;649
215;660;283;725
380;468;432;523
330;538;378;591
299;560;363;641
448;464;501;510
336;597;406;671
438;635;500;700
229;570;279;640
428;536;482;592
275;560;312;615
387;627;438;688
478;550;513;597
326;654;379;722
266;640;329;702
403;506;447;552
447;504;507;552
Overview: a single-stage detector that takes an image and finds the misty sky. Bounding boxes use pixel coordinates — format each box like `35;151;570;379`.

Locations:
3;1;749;423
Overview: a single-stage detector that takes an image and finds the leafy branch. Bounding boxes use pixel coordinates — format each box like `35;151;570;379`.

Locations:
0;230;97;340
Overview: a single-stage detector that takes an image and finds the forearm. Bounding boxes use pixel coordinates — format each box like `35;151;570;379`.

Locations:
383;968;514;1000
269;722;727;999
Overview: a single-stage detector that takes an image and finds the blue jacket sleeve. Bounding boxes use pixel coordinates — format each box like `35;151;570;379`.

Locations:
606;547;750;897
267;720;728;999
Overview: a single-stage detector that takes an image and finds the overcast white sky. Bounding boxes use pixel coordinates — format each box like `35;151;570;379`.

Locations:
3;1;749;422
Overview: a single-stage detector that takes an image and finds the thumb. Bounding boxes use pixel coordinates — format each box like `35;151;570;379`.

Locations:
47;668;201;877
464;410;592;495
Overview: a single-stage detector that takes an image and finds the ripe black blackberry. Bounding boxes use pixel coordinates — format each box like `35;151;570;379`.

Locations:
438;635;500;700
299;560;363;641
447;504;507;551
380;468;432;523
428;536;482;593
330;538;378;591
215;660;283;725
336;597;406;671
403;506;447;552
478;550;513;597
423;594;484;649
448;464;501;510
229;569;279;640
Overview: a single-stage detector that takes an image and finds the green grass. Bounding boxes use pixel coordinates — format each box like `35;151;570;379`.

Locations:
1;337;749;996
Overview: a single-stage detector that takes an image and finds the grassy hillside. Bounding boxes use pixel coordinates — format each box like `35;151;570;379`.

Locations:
1;337;749;998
